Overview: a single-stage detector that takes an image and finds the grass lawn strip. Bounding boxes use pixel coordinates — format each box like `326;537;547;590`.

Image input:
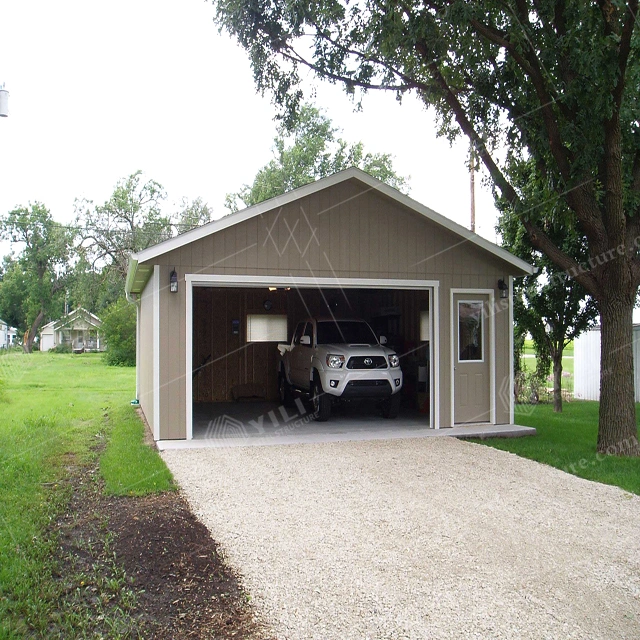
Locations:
0;352;271;638
473;401;640;496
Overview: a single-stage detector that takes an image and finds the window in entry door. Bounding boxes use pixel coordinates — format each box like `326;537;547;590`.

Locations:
458;301;483;362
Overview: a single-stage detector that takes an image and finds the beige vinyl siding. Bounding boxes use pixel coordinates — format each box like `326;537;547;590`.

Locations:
158;264;187;439
138;280;155;431
141;178;517;438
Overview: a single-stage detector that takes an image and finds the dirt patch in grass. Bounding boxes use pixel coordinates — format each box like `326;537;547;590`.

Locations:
53;452;271;639
107;492;269;638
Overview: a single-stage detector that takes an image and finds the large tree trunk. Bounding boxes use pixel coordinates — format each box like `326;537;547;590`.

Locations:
598;296;640;456
22;309;45;354
552;352;563;413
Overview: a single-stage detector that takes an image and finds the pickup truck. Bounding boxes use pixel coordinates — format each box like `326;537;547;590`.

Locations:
277;317;403;421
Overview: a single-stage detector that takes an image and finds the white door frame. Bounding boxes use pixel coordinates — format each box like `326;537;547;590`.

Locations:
450;288;496;426
185;274;440;440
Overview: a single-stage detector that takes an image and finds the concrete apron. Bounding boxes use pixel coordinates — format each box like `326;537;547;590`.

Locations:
157;401;535;450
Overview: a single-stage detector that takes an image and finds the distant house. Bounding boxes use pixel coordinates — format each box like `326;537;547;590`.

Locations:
0;320;7;348
0;321;18;348
40;308;104;353
7;326;18;348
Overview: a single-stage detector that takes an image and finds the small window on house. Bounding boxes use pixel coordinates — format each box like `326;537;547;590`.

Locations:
246;315;288;343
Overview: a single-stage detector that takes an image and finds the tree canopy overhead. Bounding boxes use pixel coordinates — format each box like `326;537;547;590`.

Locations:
225;104;408;211
214;0;640;454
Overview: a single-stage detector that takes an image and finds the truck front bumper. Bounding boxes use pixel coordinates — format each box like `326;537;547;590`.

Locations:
318;368;403;399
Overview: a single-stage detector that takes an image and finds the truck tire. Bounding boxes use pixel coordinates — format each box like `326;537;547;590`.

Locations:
278;371;295;408
311;376;331;422
381;392;401;419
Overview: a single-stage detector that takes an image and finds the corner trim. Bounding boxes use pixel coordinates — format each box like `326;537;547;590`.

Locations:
153;265;160;441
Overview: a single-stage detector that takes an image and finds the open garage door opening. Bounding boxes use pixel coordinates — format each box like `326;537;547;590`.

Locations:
190;283;435;442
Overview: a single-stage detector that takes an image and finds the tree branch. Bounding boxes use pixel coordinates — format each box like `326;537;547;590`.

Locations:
521;218;601;298
611;0;639;111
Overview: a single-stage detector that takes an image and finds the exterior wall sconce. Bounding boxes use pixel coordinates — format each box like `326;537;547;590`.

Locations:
497;278;509;299
170;269;178;293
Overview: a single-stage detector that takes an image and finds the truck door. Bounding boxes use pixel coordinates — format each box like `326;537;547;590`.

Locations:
289;321;311;389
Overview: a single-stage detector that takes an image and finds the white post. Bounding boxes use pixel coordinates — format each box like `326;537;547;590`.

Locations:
0;85;9;117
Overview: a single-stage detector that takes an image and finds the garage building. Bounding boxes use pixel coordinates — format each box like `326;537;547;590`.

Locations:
125;168;534;443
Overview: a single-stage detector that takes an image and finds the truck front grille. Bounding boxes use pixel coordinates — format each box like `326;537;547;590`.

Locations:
346;356;388;370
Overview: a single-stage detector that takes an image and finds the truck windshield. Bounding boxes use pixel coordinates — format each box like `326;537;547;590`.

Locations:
316;321;378;345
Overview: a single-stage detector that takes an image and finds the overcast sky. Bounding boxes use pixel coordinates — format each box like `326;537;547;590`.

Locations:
0;0;499;245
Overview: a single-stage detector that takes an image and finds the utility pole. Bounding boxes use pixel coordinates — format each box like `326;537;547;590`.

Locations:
469;144;476;233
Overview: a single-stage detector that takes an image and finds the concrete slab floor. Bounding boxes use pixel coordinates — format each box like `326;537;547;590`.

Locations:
156;400;536;450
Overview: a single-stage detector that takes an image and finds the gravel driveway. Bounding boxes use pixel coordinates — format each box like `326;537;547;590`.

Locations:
162;437;640;639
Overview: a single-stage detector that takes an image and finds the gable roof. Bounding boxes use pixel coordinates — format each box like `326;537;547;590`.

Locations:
126;167;534;295
41;308;102;333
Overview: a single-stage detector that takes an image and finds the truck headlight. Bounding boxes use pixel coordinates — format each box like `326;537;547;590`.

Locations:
388;354;400;368
326;354;345;368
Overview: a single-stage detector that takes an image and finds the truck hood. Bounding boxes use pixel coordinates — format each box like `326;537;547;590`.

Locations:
322;344;395;356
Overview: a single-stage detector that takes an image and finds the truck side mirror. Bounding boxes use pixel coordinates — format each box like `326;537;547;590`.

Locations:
300;335;311;345
379;336;387;345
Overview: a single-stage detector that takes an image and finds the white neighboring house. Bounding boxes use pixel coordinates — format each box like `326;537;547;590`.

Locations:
40;308;104;353
7;326;17;348
0;320;7;348
0;320;18;348
574;325;640;401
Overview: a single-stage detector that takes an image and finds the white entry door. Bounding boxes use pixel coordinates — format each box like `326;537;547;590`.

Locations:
453;293;491;423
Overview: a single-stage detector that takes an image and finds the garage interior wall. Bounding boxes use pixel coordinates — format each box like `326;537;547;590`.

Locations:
192;287;431;405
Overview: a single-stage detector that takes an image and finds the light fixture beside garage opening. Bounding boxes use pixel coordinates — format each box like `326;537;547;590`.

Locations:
497;278;508;299
170;268;178;293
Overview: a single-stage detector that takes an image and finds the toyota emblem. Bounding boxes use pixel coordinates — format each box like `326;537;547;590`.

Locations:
364;358;373;366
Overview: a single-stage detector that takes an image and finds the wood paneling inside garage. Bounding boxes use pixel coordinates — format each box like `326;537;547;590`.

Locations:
192;287;289;402
192;286;431;406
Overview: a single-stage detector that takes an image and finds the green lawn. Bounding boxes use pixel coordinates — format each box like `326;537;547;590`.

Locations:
0;351;173;638
473;401;640;495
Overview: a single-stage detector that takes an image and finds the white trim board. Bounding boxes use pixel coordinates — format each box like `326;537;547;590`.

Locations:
153;265;161;441
508;276;515;424
185;274;440;289
185;274;440;439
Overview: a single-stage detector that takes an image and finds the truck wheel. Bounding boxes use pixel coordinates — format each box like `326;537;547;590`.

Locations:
278;371;294;407
381;393;401;419
311;377;331;422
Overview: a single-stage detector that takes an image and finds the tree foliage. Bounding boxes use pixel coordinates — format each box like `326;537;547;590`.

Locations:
0;203;72;352
500;194;598;412
214;0;640;455
225;104;408;211
75;171;172;279
100;297;137;366
174;197;213;234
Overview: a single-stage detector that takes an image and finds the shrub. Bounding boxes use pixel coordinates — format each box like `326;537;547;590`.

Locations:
50;343;72;354
101;297;136;366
